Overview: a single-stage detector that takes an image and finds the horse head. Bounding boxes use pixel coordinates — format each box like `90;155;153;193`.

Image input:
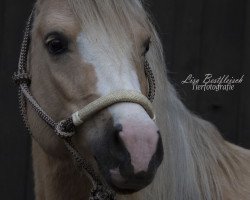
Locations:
27;0;164;193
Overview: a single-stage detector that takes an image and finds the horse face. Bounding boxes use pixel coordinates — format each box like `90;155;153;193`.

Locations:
30;0;163;193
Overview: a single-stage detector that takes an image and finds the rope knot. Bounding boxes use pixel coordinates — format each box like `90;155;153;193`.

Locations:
55;118;76;138
89;184;116;200
13;71;31;85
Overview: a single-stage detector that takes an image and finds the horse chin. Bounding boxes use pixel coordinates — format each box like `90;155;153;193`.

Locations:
92;154;148;194
101;171;146;195
94;164;153;195
109;185;142;195
108;182;148;195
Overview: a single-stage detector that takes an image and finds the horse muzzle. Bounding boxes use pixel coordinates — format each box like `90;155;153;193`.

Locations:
55;90;163;193
93;111;164;194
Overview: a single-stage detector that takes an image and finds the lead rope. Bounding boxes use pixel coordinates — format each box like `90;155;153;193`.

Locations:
64;139;116;200
13;8;156;200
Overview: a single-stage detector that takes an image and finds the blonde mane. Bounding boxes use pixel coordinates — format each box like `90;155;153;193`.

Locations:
30;0;250;199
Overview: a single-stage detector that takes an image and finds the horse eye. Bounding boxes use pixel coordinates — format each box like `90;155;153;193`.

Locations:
45;33;68;55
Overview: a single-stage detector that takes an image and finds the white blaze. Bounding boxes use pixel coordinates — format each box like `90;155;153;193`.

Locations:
77;32;149;121
77;32;159;174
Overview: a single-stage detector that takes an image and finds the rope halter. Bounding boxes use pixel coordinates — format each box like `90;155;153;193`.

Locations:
13;8;157;200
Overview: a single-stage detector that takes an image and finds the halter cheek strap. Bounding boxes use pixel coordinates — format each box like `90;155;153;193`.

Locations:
13;8;157;200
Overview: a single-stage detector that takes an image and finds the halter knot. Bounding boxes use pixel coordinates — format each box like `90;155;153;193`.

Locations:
55;118;76;138
13;71;31;85
89;184;116;200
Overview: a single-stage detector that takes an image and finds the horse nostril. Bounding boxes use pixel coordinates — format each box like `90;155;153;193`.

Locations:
114;123;123;133
113;124;123;144
135;171;147;179
113;123;124;147
109;123;129;163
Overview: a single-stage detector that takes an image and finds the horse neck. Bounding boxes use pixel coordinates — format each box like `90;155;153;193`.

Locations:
152;82;250;200
32;139;92;200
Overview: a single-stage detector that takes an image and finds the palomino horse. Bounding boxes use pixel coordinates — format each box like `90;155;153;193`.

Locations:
14;0;250;199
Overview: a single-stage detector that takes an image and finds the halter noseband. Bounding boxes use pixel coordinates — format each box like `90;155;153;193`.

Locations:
13;9;156;200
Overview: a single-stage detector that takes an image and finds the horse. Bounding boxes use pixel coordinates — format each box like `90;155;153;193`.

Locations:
15;0;250;199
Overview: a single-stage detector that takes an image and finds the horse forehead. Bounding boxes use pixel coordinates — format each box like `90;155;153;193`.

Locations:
37;0;150;42
76;32;141;96
37;1;80;37
76;25;147;62
77;32;133;72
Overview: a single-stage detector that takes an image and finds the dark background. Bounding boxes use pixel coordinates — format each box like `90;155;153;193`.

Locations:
0;0;249;199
